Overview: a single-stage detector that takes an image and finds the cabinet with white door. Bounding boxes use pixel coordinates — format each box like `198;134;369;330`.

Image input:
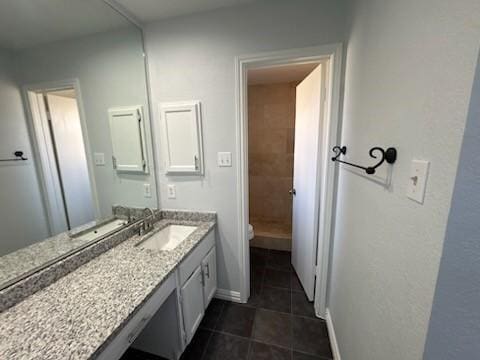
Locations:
108;106;149;174
177;229;217;346
132;229;217;359
159;101;204;175
202;247;217;305
180;266;205;344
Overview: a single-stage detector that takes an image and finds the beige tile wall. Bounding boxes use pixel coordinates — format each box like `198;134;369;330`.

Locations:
248;82;296;238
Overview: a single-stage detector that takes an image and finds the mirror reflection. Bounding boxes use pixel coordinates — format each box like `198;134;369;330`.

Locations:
0;0;157;288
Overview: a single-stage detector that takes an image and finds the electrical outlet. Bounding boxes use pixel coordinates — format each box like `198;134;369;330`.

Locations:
143;183;152;198
94;152;105;166
167;184;176;199
217;152;232;167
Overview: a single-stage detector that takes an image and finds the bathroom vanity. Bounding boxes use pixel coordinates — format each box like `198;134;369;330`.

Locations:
0;2;217;359
0;210;217;360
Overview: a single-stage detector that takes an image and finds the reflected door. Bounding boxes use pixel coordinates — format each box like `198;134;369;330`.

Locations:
291;64;324;301
46;92;95;229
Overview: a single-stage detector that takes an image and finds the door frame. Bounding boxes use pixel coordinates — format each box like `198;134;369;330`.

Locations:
234;44;343;317
22;79;101;234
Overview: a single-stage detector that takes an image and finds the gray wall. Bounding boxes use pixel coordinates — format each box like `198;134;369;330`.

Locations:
0;49;50;255
328;0;480;359
144;0;348;293
13;27;157;218
423;51;480;359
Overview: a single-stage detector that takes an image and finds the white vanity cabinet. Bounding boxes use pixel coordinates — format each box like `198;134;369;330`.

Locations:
180;266;205;344
130;229;217;359
202;247;217;305
177;229;217;346
97;273;178;360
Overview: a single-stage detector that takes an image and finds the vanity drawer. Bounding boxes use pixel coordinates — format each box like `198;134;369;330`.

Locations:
178;229;215;285
96;272;177;360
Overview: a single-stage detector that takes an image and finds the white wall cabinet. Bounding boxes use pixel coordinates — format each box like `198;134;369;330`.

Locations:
180;266;205;344
108;106;148;173
159;101;204;175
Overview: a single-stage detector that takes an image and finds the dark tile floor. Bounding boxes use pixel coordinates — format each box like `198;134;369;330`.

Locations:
121;247;333;360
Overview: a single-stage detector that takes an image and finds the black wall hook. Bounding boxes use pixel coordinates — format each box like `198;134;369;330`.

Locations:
0;151;28;162
332;146;396;175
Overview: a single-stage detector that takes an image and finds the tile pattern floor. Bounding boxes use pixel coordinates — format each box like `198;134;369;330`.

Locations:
121;247;333;360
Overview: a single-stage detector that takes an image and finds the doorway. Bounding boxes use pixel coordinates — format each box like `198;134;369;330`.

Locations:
25;81;98;235
236;44;343;317
248;62;324;250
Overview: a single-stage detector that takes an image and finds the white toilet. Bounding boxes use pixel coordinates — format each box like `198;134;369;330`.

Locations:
248;224;254;241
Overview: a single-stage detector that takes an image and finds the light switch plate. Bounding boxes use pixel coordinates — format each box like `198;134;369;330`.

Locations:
94;152;105;166
143;183;152;198
407;160;430;204
217;152;232;167
167;184;176;199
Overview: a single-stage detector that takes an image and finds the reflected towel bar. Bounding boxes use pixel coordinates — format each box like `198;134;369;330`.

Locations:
0;151;28;162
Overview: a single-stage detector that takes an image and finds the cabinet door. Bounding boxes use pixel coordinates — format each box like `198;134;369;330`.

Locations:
202;247;217;307
159;101;203;175
181;266;205;344
108;106;148;173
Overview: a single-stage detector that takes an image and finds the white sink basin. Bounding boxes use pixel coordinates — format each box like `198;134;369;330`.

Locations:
138;225;197;251
71;218;128;242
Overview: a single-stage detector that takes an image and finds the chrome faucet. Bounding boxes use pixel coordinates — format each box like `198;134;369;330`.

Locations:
115;206;132;224
141;207;155;235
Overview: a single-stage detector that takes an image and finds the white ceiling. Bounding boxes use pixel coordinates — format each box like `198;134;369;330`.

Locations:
0;0;131;50
0;0;261;49
115;0;257;23
248;63;320;85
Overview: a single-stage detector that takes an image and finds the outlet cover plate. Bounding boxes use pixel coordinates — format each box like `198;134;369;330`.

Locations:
217;152;232;167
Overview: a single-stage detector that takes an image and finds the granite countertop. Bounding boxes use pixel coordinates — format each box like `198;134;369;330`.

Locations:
0;218;216;359
0;219;106;287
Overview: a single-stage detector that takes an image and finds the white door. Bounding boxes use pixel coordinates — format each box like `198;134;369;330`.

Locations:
47;94;95;228
202;247;217;306
29;92;69;234
180;266;205;344
291;64;324;301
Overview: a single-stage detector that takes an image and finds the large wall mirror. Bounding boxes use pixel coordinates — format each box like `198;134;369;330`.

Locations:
0;1;157;289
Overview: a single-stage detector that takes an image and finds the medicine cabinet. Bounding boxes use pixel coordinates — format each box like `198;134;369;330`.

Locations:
108;106;148;173
159;101;204;175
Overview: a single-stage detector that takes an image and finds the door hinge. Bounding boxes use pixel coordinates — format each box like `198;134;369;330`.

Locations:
137;109;142;122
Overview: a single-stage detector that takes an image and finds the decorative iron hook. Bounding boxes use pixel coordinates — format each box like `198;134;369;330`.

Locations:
331;146;397;175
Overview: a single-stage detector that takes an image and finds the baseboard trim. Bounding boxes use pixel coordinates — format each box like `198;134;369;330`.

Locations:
326;308;341;360
215;288;242;303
